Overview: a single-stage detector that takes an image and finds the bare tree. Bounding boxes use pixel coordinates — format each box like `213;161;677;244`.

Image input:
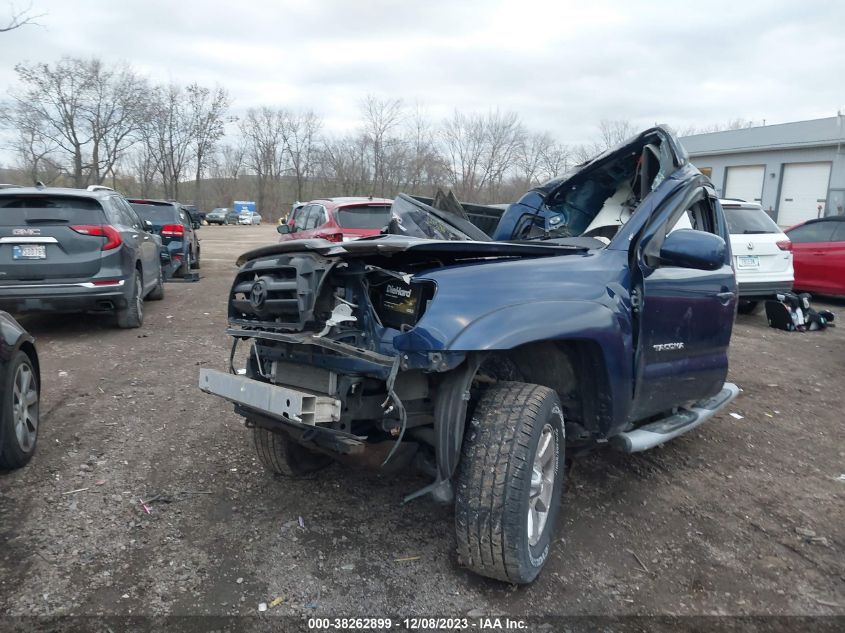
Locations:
208;143;245;206
1;2;44;33
401;105;445;194
145;83;197;199
83;59;149;185
442;109;525;201
597;118;636;149
319;134;368;196
5;58;147;187
188;84;229;204
360;95;403;197
13;122;60;184
281;109;321;201
239;107;286;212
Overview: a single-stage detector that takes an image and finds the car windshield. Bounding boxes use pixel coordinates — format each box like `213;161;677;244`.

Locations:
724;206;781;234
336;205;392;229
130;203;177;224
386;195;483;241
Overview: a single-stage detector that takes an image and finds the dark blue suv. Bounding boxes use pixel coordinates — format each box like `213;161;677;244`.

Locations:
128;199;200;278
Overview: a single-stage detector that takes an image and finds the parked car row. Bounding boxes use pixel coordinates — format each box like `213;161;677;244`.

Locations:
0;186;201;330
721;199;845;305
205;207;263;225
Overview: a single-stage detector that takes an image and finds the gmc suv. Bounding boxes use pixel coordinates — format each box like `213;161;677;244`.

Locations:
0;186;164;328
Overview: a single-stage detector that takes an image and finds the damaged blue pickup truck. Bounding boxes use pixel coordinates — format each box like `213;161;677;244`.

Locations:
199;126;739;584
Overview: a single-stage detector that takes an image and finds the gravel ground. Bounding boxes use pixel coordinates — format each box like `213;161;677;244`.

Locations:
0;223;843;624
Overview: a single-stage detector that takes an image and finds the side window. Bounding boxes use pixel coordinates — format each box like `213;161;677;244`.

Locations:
829;222;845;242
101;199;122;226
294;205;312;232
107;197;132;228
304;206;322;230
666;192;720;237
787;222;835;243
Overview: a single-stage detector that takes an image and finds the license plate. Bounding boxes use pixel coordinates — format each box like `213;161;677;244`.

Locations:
12;244;46;260
737;255;759;269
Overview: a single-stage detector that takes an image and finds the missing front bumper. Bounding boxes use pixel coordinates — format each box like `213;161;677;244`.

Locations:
199;368;341;425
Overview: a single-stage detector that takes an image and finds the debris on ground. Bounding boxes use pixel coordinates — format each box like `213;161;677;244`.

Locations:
61;488;89;495
729;412;744;420
257;602;267;612
269;596;284;607
394;556;420;562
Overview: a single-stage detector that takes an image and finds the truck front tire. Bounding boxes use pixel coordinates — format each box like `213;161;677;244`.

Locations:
253;425;332;477
455;382;566;584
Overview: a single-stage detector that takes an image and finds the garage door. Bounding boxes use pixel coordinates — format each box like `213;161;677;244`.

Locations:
777;162;832;227
724;165;765;203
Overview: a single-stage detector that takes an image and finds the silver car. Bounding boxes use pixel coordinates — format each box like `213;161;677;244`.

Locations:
238;210;262;225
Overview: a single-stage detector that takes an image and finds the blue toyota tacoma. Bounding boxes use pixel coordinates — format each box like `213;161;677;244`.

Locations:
200;126;739;583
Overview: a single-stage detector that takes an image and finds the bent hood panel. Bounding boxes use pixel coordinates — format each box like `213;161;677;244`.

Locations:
236;235;583;266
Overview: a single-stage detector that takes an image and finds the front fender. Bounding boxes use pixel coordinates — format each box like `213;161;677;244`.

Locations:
397;300;634;435
444;300;623;351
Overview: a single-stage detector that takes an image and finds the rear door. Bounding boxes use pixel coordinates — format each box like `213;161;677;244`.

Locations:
121;199;159;287
630;186;736;420
0;194;107;282
787;221;837;292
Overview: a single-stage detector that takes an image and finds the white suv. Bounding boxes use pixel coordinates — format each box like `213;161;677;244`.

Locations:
721;199;793;313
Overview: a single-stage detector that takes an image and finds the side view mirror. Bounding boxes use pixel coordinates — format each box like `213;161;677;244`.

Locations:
658;229;726;271
143;220;154;231
192;221;200;229
277;224;291;235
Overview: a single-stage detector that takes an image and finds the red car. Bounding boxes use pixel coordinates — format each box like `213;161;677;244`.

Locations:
277;197;393;243
784;216;845;297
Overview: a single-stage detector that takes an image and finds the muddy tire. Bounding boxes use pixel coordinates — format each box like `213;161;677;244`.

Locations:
253;426;332;477
147;266;164;301
116;270;144;329
0;351;39;469
455;381;565;584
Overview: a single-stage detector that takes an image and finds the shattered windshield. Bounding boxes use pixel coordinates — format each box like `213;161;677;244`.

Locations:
385;195;484;241
539;136;674;242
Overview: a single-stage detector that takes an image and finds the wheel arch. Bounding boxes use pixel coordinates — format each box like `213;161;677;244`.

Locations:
18;340;40;388
432;336;620;488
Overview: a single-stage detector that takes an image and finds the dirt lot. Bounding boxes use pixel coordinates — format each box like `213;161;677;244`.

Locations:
1;223;843;622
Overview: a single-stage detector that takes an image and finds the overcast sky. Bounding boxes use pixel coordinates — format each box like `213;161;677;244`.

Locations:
1;0;844;144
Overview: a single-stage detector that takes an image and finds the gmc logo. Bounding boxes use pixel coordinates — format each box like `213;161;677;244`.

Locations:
12;228;41;236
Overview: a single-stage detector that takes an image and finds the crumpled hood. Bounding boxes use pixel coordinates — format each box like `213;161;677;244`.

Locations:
236;235;583;266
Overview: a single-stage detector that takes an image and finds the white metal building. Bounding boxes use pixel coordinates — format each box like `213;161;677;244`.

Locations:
680;115;845;226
